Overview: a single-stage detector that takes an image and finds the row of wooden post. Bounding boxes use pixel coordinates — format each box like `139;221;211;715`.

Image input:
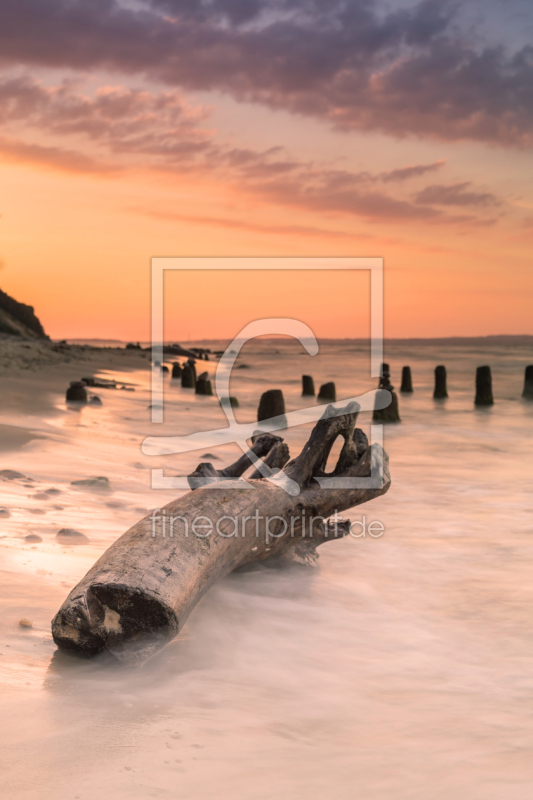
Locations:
168;359;533;430
399;364;533;404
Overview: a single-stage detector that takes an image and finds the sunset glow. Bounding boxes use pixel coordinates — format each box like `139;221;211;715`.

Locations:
0;1;531;339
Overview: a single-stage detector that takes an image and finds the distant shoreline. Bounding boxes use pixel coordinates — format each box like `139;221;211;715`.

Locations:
64;335;533;347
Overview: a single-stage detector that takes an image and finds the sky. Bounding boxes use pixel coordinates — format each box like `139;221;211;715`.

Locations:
0;0;532;340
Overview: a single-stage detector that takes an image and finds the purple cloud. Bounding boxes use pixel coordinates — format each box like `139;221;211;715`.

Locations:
0;75;502;225
415;182;502;206
379;160;446;182
0;1;530;146
0;135;117;173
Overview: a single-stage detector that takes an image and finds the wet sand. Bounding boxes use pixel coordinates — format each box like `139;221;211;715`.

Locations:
1;337;533;800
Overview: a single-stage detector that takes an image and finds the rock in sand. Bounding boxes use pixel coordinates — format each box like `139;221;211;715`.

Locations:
0;470;26;480
71;476;111;490
56;528;90;544
66;381;88;403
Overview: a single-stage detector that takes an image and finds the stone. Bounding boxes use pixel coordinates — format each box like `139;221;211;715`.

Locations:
0;470;26;480
66;381;88;403
89;395;102;405
25;534;42;543
56;528;90;544
71;476;111;490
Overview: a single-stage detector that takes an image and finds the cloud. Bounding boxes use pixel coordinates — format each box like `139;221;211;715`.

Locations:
0;76;212;163
415;181;502;206
130;207;364;239
379;160;446;183
0;76;500;226
0;0;531;146
252;176;443;222
0;135;117;173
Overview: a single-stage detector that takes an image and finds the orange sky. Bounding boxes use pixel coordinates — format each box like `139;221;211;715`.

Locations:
0;1;531;340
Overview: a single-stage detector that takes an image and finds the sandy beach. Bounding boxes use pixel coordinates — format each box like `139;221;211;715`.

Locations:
0;335;532;799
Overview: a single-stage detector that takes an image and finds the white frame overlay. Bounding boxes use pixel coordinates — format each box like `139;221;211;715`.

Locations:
143;257;386;492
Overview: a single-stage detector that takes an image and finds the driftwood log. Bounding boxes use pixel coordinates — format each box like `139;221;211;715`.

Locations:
51;404;390;663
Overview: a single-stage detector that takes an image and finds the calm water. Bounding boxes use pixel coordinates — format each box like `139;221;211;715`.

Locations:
1;339;533;799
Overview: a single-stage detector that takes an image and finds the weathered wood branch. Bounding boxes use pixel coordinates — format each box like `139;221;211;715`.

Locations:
187;433;284;487
51;404;391;663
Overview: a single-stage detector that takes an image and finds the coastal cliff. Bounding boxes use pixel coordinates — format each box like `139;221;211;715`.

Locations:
0;288;47;339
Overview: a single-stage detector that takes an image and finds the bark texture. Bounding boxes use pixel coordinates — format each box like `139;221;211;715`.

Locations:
51;404;390;663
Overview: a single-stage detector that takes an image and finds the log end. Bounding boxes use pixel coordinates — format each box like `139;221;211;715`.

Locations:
51;583;179;662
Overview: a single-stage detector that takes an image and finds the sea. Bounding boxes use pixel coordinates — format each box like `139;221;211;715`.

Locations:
1;337;533;800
